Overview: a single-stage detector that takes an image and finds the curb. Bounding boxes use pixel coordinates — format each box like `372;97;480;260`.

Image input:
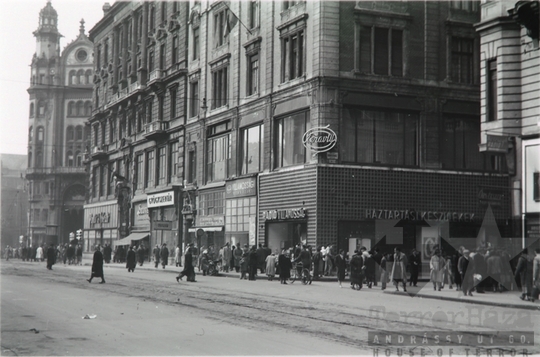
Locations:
382;290;540;311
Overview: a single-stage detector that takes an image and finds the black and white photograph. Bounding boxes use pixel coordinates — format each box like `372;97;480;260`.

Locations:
1;0;539;356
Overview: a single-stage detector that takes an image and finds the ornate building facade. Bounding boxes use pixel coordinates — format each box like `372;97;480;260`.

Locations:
26;2;92;246
85;2;189;254
477;0;540;250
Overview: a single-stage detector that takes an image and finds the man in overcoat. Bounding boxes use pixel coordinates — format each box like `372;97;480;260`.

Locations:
87;245;105;283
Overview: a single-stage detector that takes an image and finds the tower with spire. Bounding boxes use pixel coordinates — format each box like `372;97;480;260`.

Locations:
26;1;94;248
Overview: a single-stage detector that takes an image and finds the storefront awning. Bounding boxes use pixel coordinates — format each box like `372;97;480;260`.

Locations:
188;226;223;233
112;232;149;246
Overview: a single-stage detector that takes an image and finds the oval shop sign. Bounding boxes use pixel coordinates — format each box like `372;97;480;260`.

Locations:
302;125;337;154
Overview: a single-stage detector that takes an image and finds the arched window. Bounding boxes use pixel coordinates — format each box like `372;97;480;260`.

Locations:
69;70;77;85
76;101;84;116
78;69;85;84
76;151;82;166
29;126;33;142
85;69;92;84
84;101;92;116
30;103;35;117
76;126;83;141
67;101;75;116
66;126;74;141
37;126;44;142
38;101;46;115
36;151;43;167
66;150;74;167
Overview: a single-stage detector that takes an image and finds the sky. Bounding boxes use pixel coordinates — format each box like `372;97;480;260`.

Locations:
0;0;108;156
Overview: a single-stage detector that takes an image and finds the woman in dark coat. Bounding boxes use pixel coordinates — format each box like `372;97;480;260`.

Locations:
46;243;56;270
248;246;258;280
278;250;292;284
87;246;105;283
335;250;347;288
126;246;137;272
349;250;365;289
160;244;169;269
177;244;196;282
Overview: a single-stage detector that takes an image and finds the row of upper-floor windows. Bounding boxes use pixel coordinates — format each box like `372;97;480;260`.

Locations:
29;101;48;117
68;70;93;85
28;149;85;168
67;101;92;117
28;125;88;143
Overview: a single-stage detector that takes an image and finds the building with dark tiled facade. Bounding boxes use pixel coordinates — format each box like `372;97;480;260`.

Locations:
183;0;511;275
85;2;188;256
26;2;92;247
85;1;519;273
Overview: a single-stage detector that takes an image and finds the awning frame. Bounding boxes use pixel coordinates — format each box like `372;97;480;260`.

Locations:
112;232;149;246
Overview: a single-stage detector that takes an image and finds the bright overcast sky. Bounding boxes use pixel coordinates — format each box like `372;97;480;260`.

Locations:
0;0;108;156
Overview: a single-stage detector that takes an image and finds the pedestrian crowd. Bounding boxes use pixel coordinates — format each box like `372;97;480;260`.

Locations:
5;240;540;303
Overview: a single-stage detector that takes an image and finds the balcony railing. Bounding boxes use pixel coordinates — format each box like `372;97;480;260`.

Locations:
54;166;86;174
143;121;169;140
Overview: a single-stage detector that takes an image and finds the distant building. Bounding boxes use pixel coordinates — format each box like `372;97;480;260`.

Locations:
26;2;92;246
476;0;540;249
1;154;28;249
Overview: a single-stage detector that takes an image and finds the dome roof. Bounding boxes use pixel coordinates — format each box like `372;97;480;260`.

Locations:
40;1;58;19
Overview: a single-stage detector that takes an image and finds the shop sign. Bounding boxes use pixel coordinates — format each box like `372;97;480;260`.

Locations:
479;135;509;153
198;215;224;226
147;191;175;208
365;209;476;222
33;228;46;234
262;208;306;221
302;125;337;154
89;212;111;226
182;203;194;215
134;203;150;226
153;220;172;230
226;177;257;198
526;215;540;239
137;204;149;216
478;187;505;208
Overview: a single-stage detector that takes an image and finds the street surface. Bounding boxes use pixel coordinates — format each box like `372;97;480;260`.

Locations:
1;260;539;356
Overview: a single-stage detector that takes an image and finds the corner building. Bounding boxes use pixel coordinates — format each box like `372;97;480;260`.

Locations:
182;0;513;275
85;1;189;256
26;2;92;246
476;0;540;251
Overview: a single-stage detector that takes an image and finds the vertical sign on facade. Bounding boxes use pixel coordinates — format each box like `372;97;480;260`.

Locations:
249;216;256;246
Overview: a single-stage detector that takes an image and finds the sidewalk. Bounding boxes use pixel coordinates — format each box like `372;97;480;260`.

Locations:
92;260;539;310
382;283;540;311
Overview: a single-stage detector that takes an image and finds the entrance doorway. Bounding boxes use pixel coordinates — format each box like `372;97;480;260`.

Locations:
265;221;307;255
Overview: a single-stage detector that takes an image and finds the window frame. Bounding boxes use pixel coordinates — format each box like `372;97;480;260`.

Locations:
274;110;311;169
240;123;263;175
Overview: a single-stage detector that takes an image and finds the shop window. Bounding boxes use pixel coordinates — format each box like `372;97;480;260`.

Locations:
359;26;403;77
145;150;155;188
200;191;224;216
451;37;474;84
226;197;257;232
240;124;263;175
440;116;484;170
275;110;311;168
341;107;418;166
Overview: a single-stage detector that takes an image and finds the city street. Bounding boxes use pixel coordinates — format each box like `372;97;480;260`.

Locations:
2;259;539;356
